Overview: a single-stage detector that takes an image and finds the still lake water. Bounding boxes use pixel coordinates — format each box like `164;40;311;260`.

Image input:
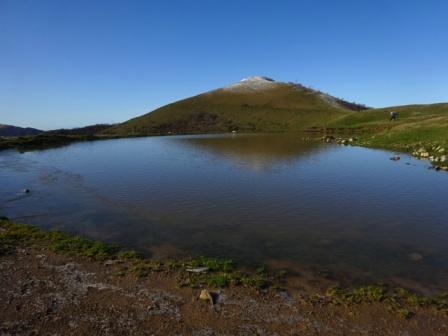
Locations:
1;134;448;293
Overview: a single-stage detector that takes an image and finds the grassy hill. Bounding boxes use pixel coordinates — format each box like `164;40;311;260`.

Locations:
0;124;43;137
103;77;368;136
0;124;117;152
102;73;447;158
328;103;448;150
46;124;114;136
4;77;445;155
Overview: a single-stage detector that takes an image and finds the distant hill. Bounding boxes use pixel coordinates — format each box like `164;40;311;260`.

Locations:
0;124;116;152
46;124;114;136
0;124;43;137
103;77;368;136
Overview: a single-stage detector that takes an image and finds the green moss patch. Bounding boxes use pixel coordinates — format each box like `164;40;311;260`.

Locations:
324;284;448;319
0;219;284;289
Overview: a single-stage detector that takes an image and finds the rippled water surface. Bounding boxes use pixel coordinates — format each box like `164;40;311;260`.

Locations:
1;134;447;292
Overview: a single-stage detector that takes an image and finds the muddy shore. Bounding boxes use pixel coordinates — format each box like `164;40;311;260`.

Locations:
1;220;448;335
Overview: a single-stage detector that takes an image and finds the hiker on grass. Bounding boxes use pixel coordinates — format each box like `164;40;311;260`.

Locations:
389;111;397;121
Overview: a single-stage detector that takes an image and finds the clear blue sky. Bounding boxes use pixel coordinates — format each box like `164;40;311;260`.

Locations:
1;0;447;130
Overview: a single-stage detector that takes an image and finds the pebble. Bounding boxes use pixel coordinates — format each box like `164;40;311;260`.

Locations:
317;239;333;246
199;289;214;305
408;253;424;262
186;267;209;273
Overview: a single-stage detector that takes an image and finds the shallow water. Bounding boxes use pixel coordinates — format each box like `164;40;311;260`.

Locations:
1;134;447;293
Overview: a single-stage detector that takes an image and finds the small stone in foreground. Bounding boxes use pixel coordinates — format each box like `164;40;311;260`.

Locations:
186;267;209;273
408;253;424;262
199;289;214;305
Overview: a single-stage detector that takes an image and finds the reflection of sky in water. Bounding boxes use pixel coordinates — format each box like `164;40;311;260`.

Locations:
1;134;448;293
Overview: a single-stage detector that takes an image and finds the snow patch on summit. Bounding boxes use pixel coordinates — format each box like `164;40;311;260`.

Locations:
223;76;280;92
241;76;275;82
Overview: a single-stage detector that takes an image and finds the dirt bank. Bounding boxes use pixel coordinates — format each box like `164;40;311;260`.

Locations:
1;236;448;335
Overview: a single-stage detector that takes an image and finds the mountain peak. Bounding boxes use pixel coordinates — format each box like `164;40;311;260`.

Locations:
223;76;279;92
103;76;370;136
240;76;275;83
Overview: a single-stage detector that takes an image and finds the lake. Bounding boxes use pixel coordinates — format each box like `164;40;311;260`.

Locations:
1;134;447;294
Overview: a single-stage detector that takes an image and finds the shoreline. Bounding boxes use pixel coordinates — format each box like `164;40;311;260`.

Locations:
1;218;448;334
2;129;446;168
0;133;138;152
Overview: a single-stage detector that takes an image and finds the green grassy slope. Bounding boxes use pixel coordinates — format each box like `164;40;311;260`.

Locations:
103;79;366;136
101;77;446;155
328;103;448;150
46;124;114;136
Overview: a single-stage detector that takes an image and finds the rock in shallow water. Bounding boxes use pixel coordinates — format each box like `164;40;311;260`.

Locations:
317;239;333;246
408;253;424;262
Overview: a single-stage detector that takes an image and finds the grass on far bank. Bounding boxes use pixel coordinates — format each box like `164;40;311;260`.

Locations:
327;103;448;152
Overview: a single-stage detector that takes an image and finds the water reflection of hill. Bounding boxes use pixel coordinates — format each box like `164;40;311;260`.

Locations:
177;134;324;170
